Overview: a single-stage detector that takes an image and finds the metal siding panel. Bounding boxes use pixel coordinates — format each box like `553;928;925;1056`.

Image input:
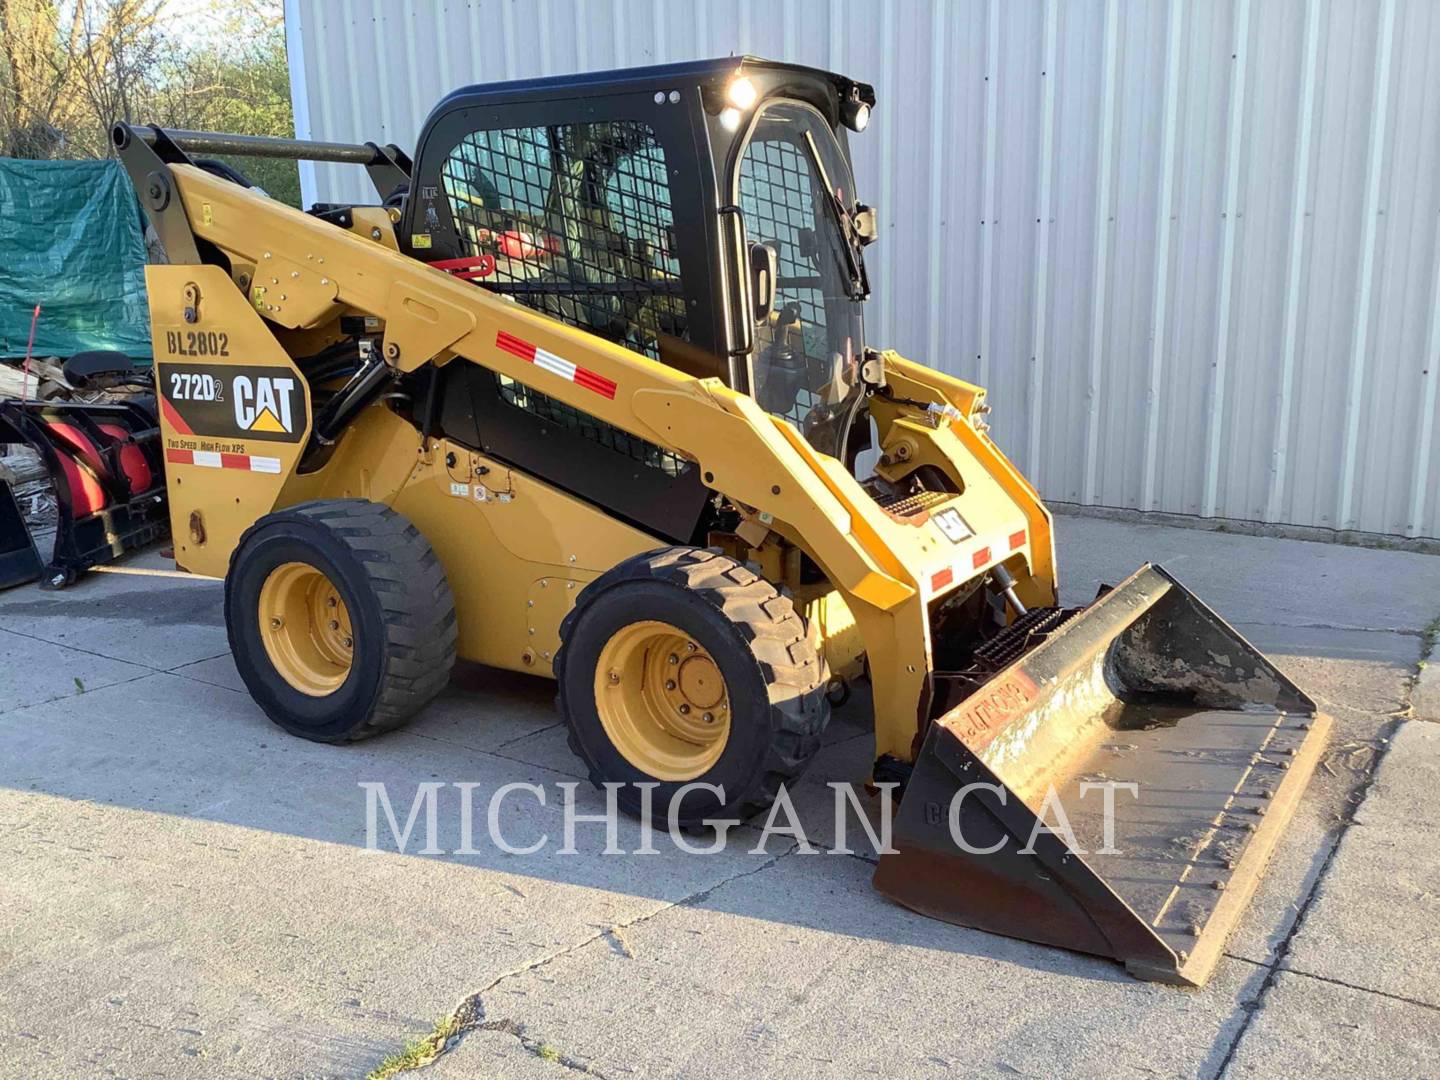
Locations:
1225;0;1306;526
1267;0;1321;524
1140;0;1184;510
986;1;1044;467
976;0;1001;390
287;0;1440;540
1406;0;1440;538
1335;0;1396;529
940;1;991;408
1024;0;1059;486
1284;0;1375;532
1201;0;1249;519
1099;0;1169;512
1159;0;1232;518
1350;0;1440;536
1082;0;1120;506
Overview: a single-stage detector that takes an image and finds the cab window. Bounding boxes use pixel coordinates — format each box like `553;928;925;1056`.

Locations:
440;121;685;361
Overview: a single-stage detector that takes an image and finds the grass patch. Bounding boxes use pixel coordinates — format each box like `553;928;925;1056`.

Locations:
367;1014;462;1080
537;1043;561;1061
1423;614;1440;662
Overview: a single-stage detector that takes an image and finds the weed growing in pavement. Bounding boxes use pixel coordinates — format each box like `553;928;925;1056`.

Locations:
1420;614;1440;668
367;1013;460;1080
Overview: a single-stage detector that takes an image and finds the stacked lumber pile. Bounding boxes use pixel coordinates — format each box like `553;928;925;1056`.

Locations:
0;356;72;401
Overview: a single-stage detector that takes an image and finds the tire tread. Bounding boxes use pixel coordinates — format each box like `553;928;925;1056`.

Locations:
555;545;829;821
228;499;457;742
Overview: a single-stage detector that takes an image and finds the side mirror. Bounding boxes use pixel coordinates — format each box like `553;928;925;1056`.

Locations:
749;241;778;324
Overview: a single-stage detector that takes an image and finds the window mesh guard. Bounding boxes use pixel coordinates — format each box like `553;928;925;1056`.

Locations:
739;137;830;429
441;121;689;479
441;121;686;362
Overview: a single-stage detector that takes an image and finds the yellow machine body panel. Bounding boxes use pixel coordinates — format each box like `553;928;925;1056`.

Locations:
387;438;661;676
148;263;315;577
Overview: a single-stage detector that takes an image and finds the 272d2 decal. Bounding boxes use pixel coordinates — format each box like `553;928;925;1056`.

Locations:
158;362;308;444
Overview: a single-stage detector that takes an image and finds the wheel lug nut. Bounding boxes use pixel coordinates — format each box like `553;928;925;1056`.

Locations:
667;654;679;665
665;679;677;691
686;642;696;652
327;596;337;607
329;619;339;630
342;636;353;648
678;704;691;715
702;712;714;723
270;617;283;629
609;671;620;684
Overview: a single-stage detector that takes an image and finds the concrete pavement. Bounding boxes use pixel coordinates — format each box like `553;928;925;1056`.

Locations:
0;515;1436;1077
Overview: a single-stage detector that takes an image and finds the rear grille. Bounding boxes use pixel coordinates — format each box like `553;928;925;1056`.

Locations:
971;606;1083;672
874;489;953;520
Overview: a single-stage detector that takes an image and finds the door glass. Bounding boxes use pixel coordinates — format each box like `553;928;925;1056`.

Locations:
737;102;866;459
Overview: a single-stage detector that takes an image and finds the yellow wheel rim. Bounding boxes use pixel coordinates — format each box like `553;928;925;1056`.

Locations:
257;561;353;696
595;620;732;782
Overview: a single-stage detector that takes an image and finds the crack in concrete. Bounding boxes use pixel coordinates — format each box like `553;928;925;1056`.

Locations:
1207;599;1440;1074
368;841;802;1076
476;1016;611;1076
481;745;589;781
0;668;158;722
1210;710;1418;1075
0;623;167;673
494;722;565;750
1225;954;1440;1014
1210;607;1440;1072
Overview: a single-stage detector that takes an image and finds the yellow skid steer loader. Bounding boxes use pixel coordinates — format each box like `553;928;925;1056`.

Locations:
114;57;1329;986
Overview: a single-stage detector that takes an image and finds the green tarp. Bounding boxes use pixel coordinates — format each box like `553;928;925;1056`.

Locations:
0;158;150;359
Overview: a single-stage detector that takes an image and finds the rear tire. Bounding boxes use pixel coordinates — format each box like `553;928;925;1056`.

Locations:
555;546;830;825
225;499;457;742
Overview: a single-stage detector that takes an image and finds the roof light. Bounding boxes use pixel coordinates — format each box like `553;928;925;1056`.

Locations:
719;107;743;132
726;76;758;110
842;99;871;133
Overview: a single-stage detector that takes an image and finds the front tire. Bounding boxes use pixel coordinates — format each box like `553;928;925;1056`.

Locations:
555;547;830;825
225;499;457;742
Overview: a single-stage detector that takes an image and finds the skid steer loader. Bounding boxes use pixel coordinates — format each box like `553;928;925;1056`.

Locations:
112;57;1329;986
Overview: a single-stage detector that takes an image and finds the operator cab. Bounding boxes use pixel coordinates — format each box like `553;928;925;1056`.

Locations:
403;57;877;465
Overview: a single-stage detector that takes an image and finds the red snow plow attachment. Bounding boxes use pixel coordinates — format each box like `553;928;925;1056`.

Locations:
0;398;168;588
875;564;1331;986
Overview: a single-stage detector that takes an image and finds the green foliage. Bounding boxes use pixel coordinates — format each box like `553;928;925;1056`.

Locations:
147;1;300;205
0;0;300;205
367;1014;461;1080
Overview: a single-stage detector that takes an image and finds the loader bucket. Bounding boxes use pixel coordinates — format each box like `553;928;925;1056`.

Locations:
874;564;1331;986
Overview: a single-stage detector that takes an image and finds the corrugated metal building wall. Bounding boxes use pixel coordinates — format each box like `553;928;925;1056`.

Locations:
284;0;1440;541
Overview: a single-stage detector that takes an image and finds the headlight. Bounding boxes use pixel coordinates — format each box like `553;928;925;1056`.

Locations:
726;76;758;110
842;99;871;133
720;107;743;132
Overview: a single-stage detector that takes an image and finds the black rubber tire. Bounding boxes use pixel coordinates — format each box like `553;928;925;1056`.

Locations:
225;499;457;743
555;546;830;825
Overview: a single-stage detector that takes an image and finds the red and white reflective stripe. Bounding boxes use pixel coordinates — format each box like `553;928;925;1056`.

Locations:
166;447;281;474
495;331;617;400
